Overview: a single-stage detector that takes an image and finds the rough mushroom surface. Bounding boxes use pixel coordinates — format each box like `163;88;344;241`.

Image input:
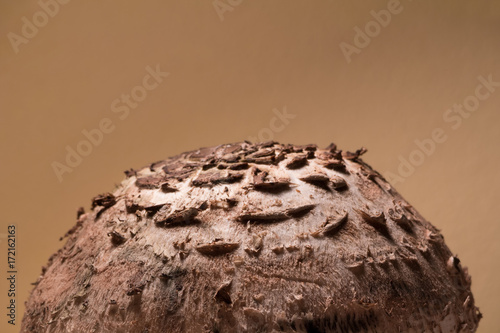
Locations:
22;142;481;333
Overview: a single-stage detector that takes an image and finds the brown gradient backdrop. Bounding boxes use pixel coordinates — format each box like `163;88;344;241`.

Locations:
1;1;499;332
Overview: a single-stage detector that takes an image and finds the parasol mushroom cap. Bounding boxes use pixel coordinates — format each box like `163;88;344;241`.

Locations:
22;142;481;333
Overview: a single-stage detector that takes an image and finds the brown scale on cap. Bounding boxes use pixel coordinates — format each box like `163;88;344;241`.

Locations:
22;141;481;333
214;280;233;304
195;240;240;256
107;230;126;246
285;154;308;169
191;170;244;187
91;192;116;209
135;174;169;189
299;172;330;184
320;211;349;237
330;175;348;190
251;167;291;191
154;207;199;227
387;203;413;232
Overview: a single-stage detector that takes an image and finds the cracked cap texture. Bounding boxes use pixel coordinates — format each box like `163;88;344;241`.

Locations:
22;141;481;333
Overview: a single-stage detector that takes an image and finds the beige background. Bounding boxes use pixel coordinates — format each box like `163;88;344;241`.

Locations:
1;1;499;332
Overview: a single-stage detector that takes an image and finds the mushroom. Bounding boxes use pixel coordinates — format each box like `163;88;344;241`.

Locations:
21;142;481;332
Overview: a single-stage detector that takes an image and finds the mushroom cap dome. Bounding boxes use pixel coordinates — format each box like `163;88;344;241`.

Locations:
22;142;480;333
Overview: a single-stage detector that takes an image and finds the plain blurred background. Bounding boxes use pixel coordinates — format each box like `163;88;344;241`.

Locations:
1;1;499;332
